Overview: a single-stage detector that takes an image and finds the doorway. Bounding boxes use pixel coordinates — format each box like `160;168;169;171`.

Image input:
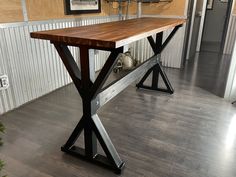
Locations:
201;0;232;53
186;0;207;59
183;0;234;98
186;0;234;59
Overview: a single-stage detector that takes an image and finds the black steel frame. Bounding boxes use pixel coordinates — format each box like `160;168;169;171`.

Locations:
136;25;181;93
52;25;181;174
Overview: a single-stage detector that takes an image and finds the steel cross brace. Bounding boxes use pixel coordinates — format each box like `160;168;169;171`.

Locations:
54;44;125;174
136;25;182;94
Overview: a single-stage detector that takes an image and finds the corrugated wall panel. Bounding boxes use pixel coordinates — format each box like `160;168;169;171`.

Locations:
224;15;236;54
130;24;186;68
162;24;186;68
0;16;118;114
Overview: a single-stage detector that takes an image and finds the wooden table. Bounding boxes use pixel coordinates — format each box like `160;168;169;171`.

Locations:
31;17;185;173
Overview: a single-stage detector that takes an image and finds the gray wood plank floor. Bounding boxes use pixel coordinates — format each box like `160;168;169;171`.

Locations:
1;52;236;177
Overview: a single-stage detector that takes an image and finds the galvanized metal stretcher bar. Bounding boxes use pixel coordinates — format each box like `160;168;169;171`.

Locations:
30;17;185;174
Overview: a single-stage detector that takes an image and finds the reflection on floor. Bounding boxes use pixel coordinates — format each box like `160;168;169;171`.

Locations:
0;51;236;177
179;51;231;97
201;41;221;53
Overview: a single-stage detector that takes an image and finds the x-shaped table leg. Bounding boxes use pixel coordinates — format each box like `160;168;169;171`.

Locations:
136;25;182;94
54;43;125;173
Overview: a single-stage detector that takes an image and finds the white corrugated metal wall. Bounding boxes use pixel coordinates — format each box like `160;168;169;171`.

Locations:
130;24;186;68
0;16;186;114
0;16;118;114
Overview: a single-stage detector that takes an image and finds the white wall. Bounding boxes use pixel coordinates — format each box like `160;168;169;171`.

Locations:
225;37;236;101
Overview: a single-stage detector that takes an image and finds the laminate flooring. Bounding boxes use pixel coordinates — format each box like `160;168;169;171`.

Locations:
0;52;236;177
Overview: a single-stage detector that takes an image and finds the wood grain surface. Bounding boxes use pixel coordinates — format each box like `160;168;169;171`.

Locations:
0;0;24;23
31;17;186;49
142;0;186;16
126;0;187;16
25;0;114;21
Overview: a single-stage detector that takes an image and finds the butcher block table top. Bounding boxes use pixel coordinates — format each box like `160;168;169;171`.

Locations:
30;17;186;49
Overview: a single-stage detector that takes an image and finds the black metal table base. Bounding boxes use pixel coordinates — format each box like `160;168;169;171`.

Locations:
61;146;125;174
52;25;181;174
59;113;125;174
136;62;174;94
136;26;182;94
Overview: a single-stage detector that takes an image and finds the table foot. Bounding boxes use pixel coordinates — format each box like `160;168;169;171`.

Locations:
61;146;125;174
136;62;174;94
61;114;124;174
136;85;174;94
